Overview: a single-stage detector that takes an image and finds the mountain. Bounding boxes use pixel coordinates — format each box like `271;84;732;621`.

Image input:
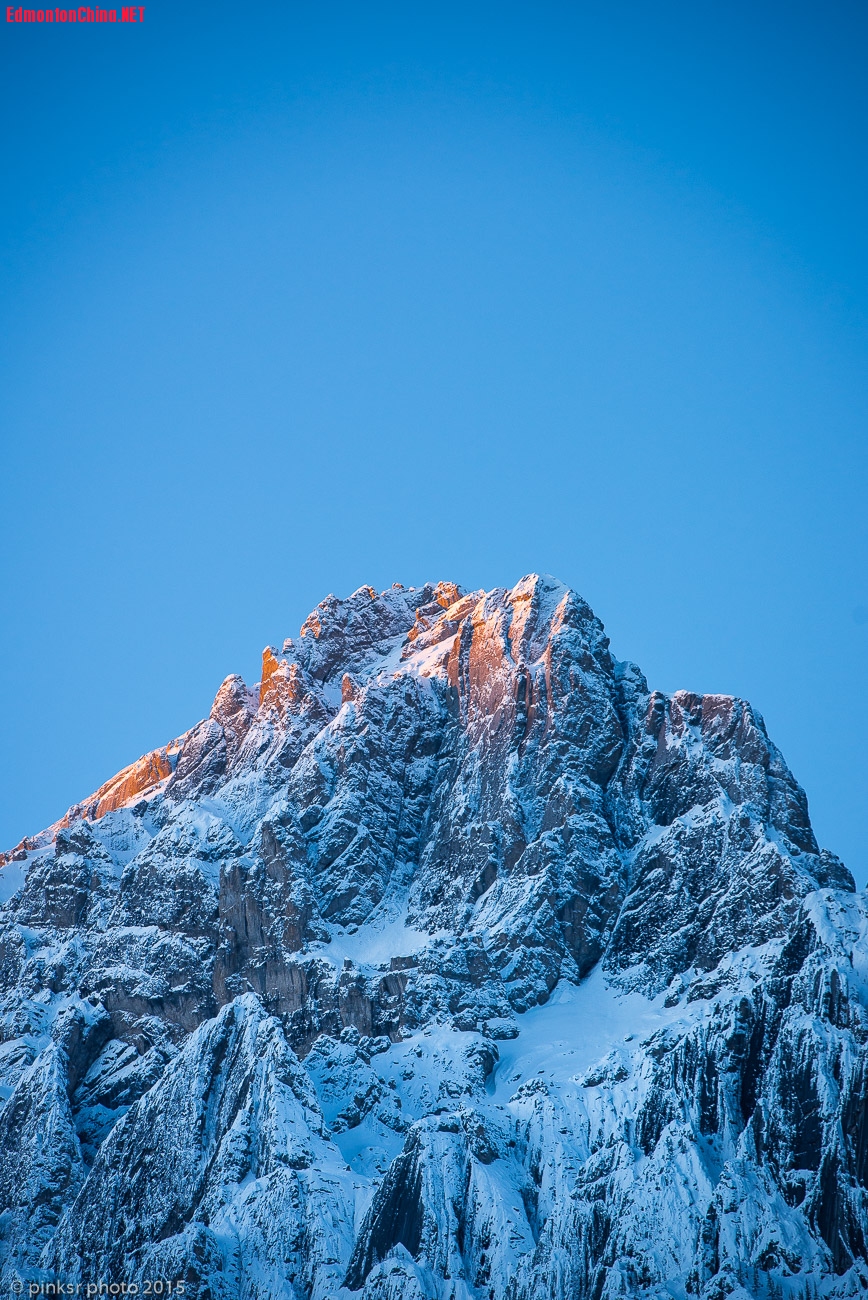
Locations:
0;574;866;1300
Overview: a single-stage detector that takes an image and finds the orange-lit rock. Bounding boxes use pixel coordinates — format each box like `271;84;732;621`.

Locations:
59;737;186;826
259;646;282;704
434;581;462;609
299;611;322;639
341;673;358;703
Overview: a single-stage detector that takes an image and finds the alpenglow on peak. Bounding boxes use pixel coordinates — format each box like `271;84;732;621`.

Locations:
0;574;864;1299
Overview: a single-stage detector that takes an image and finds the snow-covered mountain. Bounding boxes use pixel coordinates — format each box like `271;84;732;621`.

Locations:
1;575;866;1299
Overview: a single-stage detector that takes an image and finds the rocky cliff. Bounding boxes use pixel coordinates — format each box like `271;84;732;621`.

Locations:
0;575;865;1300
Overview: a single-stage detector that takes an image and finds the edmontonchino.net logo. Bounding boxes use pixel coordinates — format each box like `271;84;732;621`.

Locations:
6;4;144;19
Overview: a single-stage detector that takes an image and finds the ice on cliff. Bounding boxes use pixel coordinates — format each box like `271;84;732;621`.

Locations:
0;575;865;1299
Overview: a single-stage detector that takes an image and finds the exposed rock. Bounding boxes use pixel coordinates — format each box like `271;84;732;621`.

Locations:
0;575;864;1298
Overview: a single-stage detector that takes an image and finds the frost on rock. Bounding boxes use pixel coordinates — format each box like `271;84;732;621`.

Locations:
0;575;866;1299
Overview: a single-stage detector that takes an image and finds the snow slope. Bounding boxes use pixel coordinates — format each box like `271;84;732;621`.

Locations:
0;576;865;1299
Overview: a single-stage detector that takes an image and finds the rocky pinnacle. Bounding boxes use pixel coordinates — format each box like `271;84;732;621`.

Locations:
0;576;864;1299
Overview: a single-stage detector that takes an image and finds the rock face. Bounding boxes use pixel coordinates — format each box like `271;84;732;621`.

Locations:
0;574;865;1299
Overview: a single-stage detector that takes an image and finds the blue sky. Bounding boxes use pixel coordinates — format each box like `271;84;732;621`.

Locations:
2;1;867;880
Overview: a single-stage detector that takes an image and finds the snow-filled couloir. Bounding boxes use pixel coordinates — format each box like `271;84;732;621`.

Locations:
0;575;866;1300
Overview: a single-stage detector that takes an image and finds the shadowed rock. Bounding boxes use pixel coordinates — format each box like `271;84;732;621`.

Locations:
0;575;864;1299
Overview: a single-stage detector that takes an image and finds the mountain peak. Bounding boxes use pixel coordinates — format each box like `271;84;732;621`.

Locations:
0;577;862;1296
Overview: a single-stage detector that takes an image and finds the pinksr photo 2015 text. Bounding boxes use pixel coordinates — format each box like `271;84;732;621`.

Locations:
6;5;144;19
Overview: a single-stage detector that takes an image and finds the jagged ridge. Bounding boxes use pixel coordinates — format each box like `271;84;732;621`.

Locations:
0;575;864;1300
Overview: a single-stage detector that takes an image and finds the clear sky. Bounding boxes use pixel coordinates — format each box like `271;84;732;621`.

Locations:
1;1;867;881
